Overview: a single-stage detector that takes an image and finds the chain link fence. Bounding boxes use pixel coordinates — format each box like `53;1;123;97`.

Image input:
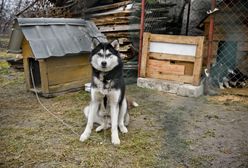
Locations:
141;0;248;92
144;0;184;35
208;0;248;91
142;0;210;36
11;0;247;89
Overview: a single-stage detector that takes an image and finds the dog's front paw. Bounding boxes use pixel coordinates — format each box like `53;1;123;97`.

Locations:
119;125;128;133
111;137;120;145
79;132;90;142
219;85;225;89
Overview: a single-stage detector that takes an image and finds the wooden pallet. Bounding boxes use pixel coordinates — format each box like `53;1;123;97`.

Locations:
140;33;205;86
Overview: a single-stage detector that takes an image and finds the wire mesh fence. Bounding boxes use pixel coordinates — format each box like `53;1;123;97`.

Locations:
208;0;248;90
142;0;210;36
144;0;184;35
12;0;247;89
141;0;248;91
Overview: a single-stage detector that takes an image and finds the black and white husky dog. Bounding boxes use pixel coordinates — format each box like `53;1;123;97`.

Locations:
80;38;128;145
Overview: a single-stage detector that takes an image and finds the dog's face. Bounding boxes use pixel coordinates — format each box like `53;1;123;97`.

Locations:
90;39;121;72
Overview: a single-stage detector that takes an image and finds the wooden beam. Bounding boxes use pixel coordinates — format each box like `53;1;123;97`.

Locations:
146;70;193;84
147;59;185;75
104;32;140;38
39;59;49;94
92;16;140;26
149;34;202;45
140;32;151;77
88;11;132;18
49;80;85;93
98;24;140;32
149;52;195;62
23;58;31;90
192;37;204;86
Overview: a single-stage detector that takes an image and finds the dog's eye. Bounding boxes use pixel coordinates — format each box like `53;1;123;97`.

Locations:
98;53;104;57
106;54;112;57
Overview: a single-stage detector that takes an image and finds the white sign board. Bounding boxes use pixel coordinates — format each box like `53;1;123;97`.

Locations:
149;42;197;57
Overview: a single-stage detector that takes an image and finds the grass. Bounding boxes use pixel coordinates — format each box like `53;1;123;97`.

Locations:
203;129;216;138
1;52;248;167
189;155;215;168
0;66;163;167
1;112;163;167
0;48;24;87
0;61;10;75
0;50;15;58
0;64;24;87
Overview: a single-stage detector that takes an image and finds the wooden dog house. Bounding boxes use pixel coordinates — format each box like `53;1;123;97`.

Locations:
8;18;106;97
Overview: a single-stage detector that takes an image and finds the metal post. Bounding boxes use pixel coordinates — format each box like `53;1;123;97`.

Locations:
185;0;191;35
138;0;145;77
205;0;216;94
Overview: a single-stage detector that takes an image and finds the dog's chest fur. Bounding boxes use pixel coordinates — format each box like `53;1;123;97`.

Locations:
93;73;114;95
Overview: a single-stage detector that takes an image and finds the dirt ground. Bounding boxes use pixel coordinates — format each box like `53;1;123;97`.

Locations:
1;52;248;168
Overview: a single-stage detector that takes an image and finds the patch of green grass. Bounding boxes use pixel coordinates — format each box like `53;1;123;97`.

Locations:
0;61;10;75
74;90;91;102
130;105;143;117
0;50;15;59
0;66;24;87
1;83;164;167
76;129;162;168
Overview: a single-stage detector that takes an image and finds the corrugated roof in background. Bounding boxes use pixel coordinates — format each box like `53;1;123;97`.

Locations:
8;18;107;59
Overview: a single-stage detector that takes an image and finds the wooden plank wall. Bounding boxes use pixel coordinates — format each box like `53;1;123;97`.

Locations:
22;38;34;90
140;33;204;86
45;54;91;93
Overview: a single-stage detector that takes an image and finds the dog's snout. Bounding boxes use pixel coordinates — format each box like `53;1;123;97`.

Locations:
101;61;107;67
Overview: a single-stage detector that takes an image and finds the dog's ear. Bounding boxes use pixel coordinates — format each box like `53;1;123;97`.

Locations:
91;38;100;49
110;39;119;51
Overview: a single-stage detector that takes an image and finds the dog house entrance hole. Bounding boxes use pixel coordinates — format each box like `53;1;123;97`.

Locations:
29;58;41;89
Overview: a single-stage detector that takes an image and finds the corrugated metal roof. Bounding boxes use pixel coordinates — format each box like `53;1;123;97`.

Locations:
8;18;107;59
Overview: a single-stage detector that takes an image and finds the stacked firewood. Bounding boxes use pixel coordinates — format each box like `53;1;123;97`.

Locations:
86;1;141;61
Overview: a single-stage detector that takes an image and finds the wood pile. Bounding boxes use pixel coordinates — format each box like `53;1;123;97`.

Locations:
86;0;141;61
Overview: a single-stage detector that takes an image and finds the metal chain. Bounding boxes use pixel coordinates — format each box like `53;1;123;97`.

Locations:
30;64;80;136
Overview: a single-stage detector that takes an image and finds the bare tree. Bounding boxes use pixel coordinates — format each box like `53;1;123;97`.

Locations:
0;0;27;34
0;0;76;34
